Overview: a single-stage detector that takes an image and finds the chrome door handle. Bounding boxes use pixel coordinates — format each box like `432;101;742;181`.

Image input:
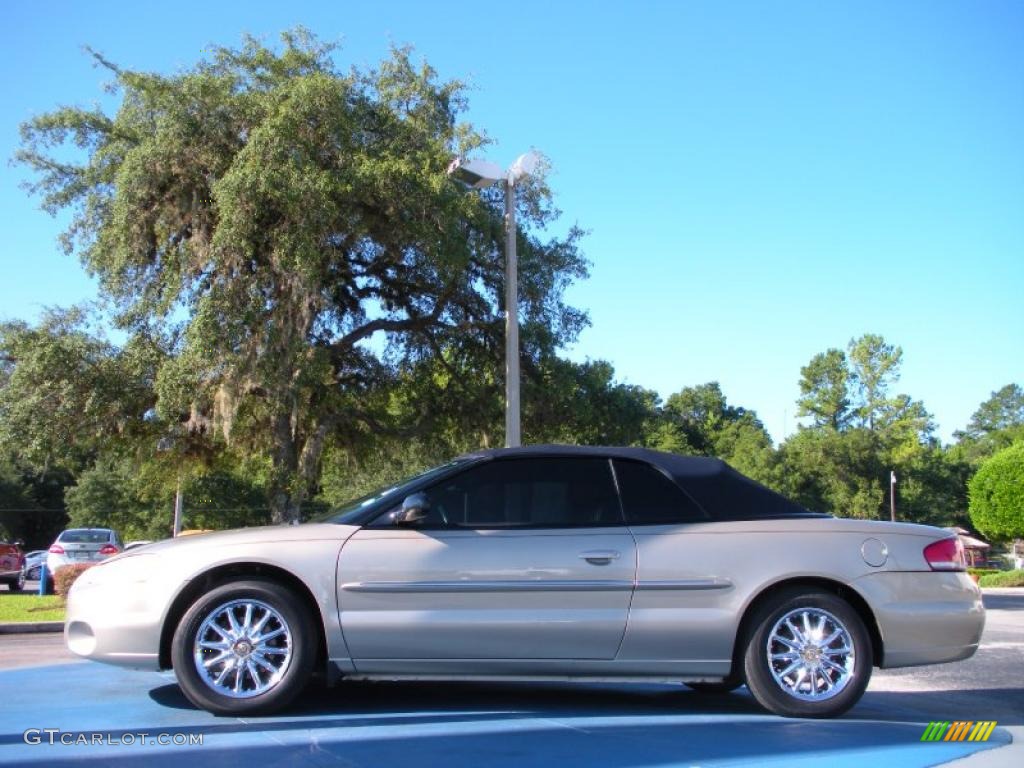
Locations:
579;550;620;565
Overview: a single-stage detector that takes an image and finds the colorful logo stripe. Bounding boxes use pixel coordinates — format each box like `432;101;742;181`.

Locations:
920;721;997;742
967;721;998;742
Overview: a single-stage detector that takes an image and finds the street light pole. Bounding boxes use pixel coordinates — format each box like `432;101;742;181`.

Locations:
447;152;539;449
890;470;897;522
504;178;521;447
173;475;185;537
157;435;185;536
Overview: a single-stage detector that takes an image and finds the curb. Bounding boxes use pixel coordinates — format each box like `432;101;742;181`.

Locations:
0;621;63;635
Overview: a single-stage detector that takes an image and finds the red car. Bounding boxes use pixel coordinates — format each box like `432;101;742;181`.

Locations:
0;540;26;592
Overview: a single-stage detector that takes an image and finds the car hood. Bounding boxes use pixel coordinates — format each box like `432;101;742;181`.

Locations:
109;523;359;561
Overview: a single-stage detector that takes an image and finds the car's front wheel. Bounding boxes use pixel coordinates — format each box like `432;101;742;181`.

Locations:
742;589;872;718
171;579;317;715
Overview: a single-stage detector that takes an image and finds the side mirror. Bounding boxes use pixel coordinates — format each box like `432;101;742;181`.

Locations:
395;493;431;526
13;539;24;548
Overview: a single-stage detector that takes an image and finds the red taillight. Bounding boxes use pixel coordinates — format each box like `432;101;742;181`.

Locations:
49;544;64;555
98;544;120;556
924;537;966;571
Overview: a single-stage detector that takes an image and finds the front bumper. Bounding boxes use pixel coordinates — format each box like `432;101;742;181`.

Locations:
64;562;177;670
854;570;985;668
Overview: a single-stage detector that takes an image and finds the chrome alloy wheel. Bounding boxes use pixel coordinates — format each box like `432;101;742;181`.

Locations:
766;607;854;702
193;599;293;699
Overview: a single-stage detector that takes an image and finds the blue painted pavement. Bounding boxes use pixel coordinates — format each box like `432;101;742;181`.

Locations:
0;662;1010;767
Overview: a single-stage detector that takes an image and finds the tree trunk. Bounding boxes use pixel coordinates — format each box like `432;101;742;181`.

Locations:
268;411;332;525
269;411;302;524
269;491;303;525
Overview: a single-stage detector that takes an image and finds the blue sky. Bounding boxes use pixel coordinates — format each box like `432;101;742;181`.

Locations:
2;0;1021;444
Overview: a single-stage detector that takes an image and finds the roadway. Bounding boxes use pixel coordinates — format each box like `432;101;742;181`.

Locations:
0;590;1020;767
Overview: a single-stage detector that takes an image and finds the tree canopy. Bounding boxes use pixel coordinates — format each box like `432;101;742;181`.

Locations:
953;384;1024;464
797;348;851;431
963;384;1024;438
16;31;587;522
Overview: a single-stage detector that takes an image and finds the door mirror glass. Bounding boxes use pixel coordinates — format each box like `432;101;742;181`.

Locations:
396;493;431;526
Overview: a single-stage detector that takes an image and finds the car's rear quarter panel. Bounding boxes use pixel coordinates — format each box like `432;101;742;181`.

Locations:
621;517;983;670
852;570;984;667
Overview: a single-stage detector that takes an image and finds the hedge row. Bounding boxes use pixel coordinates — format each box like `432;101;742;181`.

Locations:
978;569;1024;588
54;563;95;596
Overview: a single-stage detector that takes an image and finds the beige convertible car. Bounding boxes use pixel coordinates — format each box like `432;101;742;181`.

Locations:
65;446;984;718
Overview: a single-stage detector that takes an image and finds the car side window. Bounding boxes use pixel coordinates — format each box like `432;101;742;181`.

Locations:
425;458;622;528
613;459;706;524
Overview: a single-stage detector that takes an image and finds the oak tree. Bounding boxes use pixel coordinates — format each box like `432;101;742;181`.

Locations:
17;31;588;522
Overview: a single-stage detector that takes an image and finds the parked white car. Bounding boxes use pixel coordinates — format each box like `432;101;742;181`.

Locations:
47;528;123;581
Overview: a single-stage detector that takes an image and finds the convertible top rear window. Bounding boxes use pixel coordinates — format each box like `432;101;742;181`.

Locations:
660;458;816;520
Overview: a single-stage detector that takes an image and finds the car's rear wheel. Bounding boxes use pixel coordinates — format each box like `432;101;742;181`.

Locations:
171;579;317;715
742;589;872;718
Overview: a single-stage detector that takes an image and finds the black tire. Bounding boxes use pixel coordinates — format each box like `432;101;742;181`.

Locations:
11;571;25;593
685;676;744;694
171;579;317;716
742;589;872;718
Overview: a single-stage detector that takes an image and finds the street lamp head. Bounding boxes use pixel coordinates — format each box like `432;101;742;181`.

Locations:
446;157;504;189
508;151;540;183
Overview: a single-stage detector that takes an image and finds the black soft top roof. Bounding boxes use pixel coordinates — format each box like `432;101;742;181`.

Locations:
459;445;822;521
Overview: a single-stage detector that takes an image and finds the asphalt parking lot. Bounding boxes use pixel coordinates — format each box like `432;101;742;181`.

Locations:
0;590;1020;767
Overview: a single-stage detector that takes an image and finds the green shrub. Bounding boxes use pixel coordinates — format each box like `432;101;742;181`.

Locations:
967;568;998;577
978;569;1024;588
969;442;1024;540
53;563;95;597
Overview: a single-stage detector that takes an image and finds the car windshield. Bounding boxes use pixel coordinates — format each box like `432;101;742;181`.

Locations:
59;530;112;543
314;460;470;525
